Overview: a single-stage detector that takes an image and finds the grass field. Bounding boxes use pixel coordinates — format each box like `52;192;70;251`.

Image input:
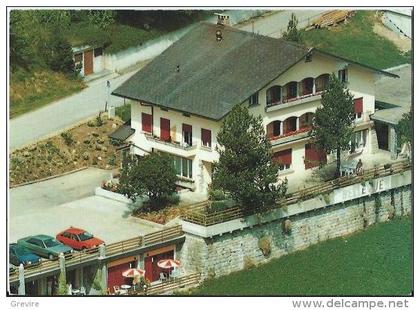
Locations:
191;217;412;296
10;69;85;119
301;11;411;70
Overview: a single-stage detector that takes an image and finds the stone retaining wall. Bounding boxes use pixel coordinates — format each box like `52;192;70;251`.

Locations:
178;184;412;279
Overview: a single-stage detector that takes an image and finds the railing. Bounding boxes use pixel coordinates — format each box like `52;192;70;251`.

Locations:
182;160;411;226
9;226;184;283
137;273;201;295
145;135;197;151
143;226;183;246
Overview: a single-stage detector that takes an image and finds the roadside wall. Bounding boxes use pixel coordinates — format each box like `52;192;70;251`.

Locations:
178;182;412;279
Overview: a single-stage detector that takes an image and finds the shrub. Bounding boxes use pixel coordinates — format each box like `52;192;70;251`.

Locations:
208;189;226;201
207;200;230;213
108;154;116;166
258;236;271;257
166;192;180;205
96;115;104;127
282;219;292;235
243;256;256;269
60;131;74;146
56;272;67;295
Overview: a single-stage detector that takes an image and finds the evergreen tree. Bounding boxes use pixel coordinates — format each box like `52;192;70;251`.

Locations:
283;13;302;43
213;104;288;212
310;74;354;177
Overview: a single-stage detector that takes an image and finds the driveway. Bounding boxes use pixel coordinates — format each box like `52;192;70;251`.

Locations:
9;167;160;243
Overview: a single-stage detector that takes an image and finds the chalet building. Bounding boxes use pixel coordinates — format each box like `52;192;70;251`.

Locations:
112;18;397;194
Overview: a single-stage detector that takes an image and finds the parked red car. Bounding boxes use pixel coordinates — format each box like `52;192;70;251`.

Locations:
56;227;104;251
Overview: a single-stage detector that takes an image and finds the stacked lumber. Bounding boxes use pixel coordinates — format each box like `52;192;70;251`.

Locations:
309;10;354;29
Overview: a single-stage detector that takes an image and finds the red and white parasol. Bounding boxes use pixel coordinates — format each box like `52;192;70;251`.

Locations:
122;268;146;278
157;259;181;269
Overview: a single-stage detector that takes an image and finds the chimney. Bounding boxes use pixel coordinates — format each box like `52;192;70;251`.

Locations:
215;13;230;26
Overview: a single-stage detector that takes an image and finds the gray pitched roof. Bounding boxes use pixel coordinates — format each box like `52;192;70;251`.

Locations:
112;22;309;120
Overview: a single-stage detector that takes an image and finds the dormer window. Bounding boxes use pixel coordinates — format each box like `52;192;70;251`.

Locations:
249;92;259;106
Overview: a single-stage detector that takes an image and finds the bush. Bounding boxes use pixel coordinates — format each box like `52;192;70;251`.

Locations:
60;131;74;146
96;115;104;127
108;154;116;166
166;192;180;205
206;200;230;213
244;256;256;270
258;236;271;257
208;189;226;201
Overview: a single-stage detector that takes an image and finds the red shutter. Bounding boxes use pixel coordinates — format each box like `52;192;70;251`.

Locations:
273;149;292;165
267;122;274;139
305;144;326;169
201;128;212;147
354;98;363;114
160;118;170;141
142;113;152;133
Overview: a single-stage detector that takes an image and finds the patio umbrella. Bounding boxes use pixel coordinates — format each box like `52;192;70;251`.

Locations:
157;259;181;269
122;268;145;278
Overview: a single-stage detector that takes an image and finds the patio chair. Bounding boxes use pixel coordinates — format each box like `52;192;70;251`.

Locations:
113;285;121;295
159;273;167;282
80;287;86;296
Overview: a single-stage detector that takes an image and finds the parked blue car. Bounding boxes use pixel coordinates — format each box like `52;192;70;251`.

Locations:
9;243;41;266
17;235;73;260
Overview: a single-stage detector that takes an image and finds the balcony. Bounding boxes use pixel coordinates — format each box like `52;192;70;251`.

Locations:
266;91;323;113
269;126;312;146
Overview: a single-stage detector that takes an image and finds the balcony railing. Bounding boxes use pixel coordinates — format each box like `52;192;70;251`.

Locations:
145;134;197;151
269;126;312;142
267;91;324;108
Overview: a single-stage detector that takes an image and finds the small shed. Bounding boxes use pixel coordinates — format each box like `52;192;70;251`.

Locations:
72;45;105;77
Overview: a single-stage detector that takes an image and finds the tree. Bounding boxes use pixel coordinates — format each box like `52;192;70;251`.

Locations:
310;74;354;177
283;13;302;43
87;10;116;29
118;153;178;209
395;109;413;147
212;104;288;212
42;34;76;74
56;271;67;295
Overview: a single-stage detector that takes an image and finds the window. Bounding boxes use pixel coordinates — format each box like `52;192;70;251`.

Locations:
301;78;314;96
74;53;83;64
249;92;259;106
62;232;71;238
285;82;298;99
273;149;292;171
142;113;152;133
182;124;192;146
201;128;212;147
94;47;103;57
351;130;367;151
315;74;330;92
173;156;193;179
273;121;281;136
338;68;348;83
266;86;281;106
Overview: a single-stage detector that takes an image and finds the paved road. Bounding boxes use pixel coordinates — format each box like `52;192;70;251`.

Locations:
238;9;329;38
9;167;159;243
9;71;137;151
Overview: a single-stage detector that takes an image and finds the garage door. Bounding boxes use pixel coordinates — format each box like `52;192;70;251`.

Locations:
107;261;135;293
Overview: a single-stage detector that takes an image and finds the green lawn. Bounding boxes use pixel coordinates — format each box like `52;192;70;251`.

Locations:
191;217;413;296
10;69;85;119
302;11;411;70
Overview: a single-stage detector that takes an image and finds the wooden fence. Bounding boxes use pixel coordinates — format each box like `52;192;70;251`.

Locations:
182;160;411;226
137;273;201;295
